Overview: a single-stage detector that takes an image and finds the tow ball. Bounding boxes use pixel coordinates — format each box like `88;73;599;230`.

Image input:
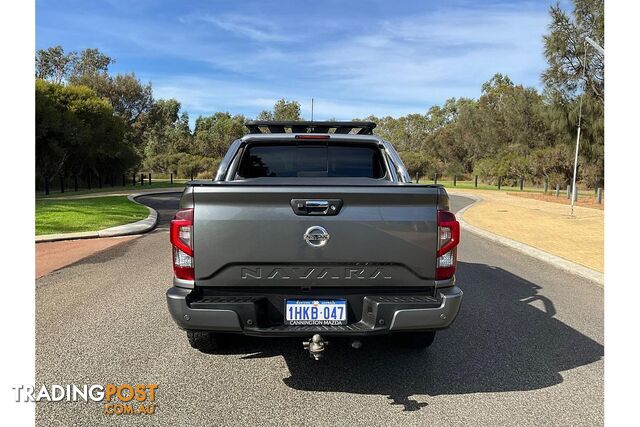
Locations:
303;334;327;360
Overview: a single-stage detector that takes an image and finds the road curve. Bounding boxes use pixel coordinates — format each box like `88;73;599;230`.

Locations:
35;194;603;426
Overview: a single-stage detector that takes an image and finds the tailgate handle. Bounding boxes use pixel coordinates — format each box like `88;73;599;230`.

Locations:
305;200;329;209
291;199;343;216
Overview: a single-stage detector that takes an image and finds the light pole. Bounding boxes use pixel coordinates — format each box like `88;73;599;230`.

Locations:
570;36;604;216
585;36;604;55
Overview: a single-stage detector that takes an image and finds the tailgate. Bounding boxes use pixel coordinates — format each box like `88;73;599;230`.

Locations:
192;185;440;287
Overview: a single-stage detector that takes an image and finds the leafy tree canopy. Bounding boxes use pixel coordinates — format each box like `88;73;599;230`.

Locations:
257;99;302;121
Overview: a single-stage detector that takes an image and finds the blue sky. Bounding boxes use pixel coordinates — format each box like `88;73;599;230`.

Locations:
37;0;561;121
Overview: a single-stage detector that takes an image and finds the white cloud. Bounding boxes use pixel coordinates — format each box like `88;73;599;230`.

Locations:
45;2;552;120
197;14;294;43
157;4;551;117
150;76;427;121
307;5;549;103
151;76;276;114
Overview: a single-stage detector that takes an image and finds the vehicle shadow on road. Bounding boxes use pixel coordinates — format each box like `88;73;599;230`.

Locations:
213;261;604;411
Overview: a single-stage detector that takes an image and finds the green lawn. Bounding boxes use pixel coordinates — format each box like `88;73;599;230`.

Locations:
419;179;562;194
420;179;600;200
36;196;150;235
36;180;187;199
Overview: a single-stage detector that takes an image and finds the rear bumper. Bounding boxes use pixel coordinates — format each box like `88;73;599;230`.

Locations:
166;286;462;337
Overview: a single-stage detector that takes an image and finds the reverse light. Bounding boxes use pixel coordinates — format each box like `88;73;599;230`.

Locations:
436;210;460;280
170;208;194;280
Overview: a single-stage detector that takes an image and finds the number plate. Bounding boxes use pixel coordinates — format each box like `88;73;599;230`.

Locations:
285;299;347;325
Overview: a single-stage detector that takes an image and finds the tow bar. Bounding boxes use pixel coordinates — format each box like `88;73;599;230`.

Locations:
303;334;327;360
303;335;363;360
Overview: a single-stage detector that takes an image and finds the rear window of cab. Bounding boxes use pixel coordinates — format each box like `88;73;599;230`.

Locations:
236;143;387;179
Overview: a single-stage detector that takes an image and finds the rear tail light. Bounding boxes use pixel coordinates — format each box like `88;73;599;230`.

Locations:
436;210;460;280
170;208;194;280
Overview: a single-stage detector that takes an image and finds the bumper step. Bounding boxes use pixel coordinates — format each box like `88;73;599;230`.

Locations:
167;286;462;335
245;322;373;335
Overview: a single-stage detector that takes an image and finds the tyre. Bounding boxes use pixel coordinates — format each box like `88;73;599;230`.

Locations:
186;331;219;353
392;331;436;349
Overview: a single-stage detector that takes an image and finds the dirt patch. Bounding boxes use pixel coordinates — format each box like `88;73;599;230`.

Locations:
36;235;139;279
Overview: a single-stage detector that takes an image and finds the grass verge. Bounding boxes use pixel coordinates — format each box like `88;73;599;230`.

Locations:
36;196;150;235
36;180;187;199
437;180;603;202
432;180;548;193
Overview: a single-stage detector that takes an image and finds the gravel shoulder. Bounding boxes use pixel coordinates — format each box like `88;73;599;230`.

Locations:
447;189;604;272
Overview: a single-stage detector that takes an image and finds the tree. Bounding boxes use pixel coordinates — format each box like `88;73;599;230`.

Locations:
35;79;133;186
542;0;604;185
72;71;154;162
142;99;190;158
364;115;405;147
37;46;154;166
194;112;246;158
543;0;604;103
494;153;532;184
475;74;551;153
473;158;498;183
41;46;152;127
73;73;153;124
530;145;573;187
71;48;114;78
272;99;302;120
256;110;274;120
253;99;301;121
36;46;114;84
424;99;472;175
34;34;606;190
35;46;76;84
177;154;218;179
398;151;445;181
398;151;430;181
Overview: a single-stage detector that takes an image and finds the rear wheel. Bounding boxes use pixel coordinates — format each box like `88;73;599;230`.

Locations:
392;331;436;349
186;331;219;353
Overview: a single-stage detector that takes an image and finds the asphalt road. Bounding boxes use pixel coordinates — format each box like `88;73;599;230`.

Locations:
35;193;603;426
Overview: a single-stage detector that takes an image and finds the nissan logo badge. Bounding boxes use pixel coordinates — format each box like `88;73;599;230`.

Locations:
304;226;330;247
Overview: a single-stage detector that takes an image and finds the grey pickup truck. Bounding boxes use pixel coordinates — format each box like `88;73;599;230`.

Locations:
166;121;462;359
